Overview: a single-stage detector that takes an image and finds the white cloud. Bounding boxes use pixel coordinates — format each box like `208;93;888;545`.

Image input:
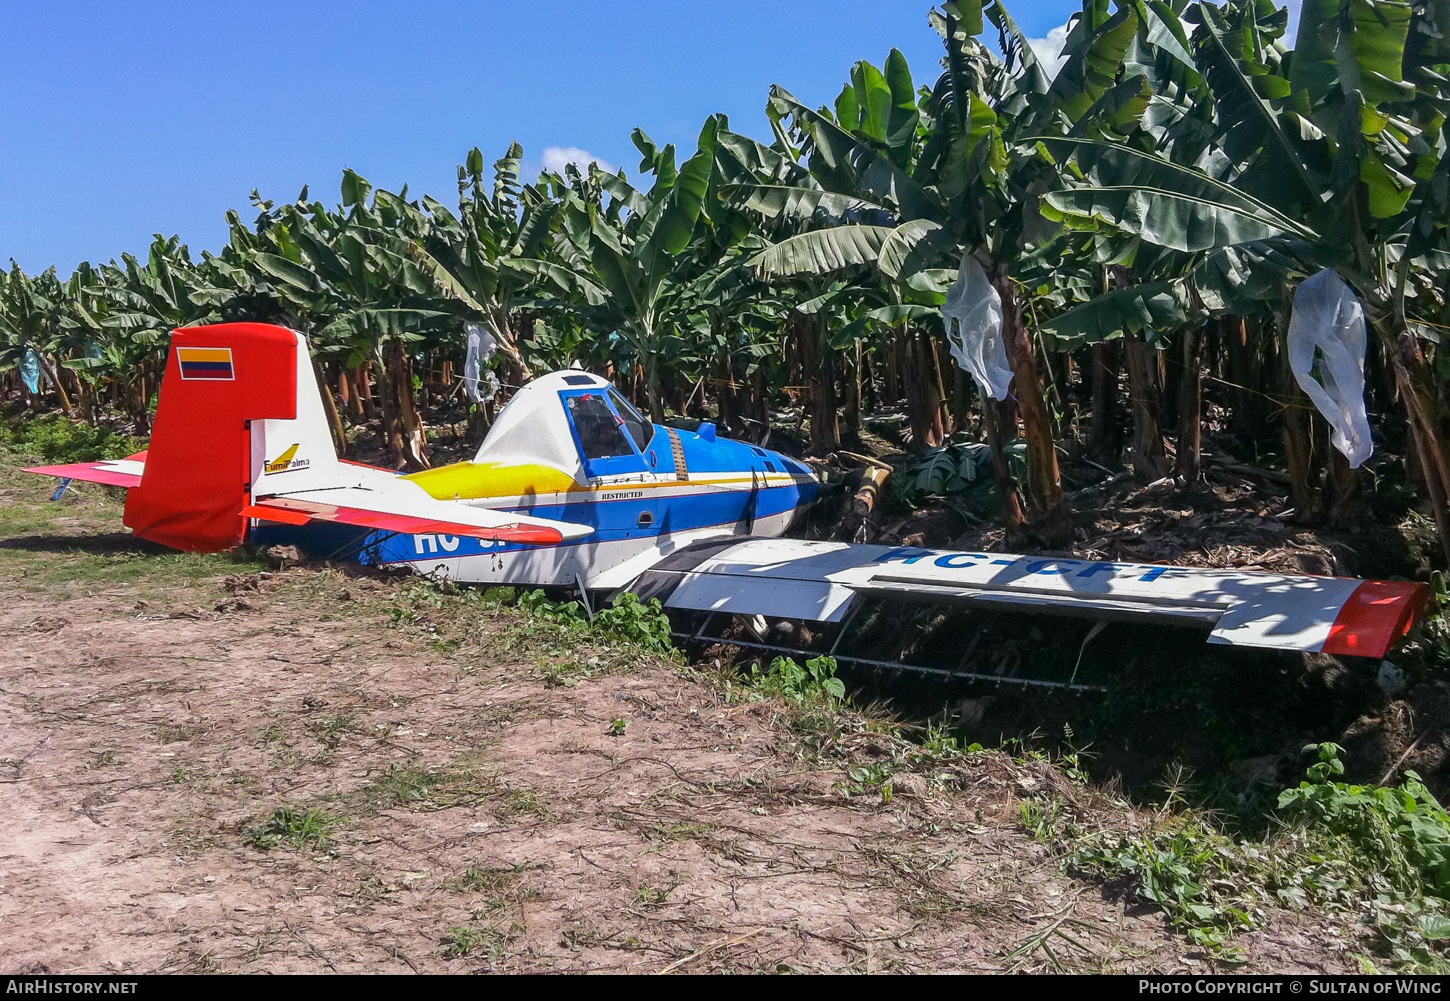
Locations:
541;146;615;176
1026;23;1070;81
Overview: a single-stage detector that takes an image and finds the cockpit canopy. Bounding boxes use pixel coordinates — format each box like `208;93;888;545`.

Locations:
474;370;657;482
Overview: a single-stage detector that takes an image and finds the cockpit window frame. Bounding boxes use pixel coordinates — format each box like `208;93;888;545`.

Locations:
608;389;655;453
559;389;648;480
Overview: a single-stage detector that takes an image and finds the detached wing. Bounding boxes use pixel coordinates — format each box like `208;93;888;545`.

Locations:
630;537;1431;659
246;483;591;546
25;451;148;489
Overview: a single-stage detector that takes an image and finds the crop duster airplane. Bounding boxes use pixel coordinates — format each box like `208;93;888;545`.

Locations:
24;323;1433;666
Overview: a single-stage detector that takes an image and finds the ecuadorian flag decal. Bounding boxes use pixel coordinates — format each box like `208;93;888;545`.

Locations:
177;346;234;380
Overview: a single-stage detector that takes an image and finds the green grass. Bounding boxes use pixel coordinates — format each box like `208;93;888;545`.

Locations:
348;762;504;814
0;440;268;596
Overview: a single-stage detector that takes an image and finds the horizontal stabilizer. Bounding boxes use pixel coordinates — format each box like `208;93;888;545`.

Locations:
25;453;147;489
247;484;592;545
630;538;1432;659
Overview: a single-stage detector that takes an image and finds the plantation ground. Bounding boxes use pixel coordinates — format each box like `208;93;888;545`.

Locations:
0;468;1366;975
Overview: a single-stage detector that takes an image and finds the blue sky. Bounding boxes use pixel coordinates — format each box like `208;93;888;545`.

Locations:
1;1;1298;274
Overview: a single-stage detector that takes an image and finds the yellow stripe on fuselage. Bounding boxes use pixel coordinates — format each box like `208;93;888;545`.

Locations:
402;460;812;502
403;461;584;500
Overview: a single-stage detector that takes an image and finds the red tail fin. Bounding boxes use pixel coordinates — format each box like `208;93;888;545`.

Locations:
124;323;299;551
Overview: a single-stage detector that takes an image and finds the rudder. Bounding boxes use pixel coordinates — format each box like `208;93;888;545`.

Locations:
124;323;329;551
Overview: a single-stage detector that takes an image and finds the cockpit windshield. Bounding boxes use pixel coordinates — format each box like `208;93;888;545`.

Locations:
567;393;634;459
609;390;654;452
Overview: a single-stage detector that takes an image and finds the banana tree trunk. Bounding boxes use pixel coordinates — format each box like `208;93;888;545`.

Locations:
901;327;945;449
982;390;1027;534
716;349;738;435
843;340;862;441
316;361;348;456
792;313;839;453
1327;449;1361;525
380;340;431;471
128;369;151;435
355;364;379;421
491;309;534;387
1281;347;1326;523
644;355;665;424
1123;332;1170;481
338;369;363;423
1175;328;1202;483
990;269;1070;545
1379;319;1450;565
37;356;74;416
1088;341;1122;464
889;332;904;406
750;366;770;439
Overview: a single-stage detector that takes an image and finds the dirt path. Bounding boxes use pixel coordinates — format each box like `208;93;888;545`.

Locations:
0;467;1358;974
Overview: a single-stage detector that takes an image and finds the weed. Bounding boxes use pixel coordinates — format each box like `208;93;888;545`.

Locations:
1003;903;1102;973
838;761;895;801
448;864;529;896
310;713;355;751
607;717;628;737
440;924;512;960
1020;800;1063;841
1047;744;1450;970
590;592;674;653
543;656;603;688
644;820;718;843
497;787;550;820
518;588;675;653
386;579;675;668
632;882;676;905
748;655;846;705
243;806;335;851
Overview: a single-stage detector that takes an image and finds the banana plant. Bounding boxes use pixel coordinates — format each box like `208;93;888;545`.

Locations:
399;144;566;386
0;265;76;414
521;119;718;421
245;178;453;468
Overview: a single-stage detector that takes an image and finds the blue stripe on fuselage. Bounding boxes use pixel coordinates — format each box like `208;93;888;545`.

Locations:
362;479;815;564
251;479;818;566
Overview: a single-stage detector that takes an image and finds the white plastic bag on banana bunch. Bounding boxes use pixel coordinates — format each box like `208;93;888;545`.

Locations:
941;254;1013;401
1286;268;1374;468
464;322;500;404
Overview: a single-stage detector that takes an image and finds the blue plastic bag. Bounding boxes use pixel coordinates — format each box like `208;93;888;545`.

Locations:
20;348;41;394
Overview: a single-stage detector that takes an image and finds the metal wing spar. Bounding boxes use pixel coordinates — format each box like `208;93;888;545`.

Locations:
245;484;592;546
630;537;1431;658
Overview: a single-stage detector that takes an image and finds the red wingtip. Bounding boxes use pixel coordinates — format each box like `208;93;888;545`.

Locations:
1322;580;1434;659
497;525;565;545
